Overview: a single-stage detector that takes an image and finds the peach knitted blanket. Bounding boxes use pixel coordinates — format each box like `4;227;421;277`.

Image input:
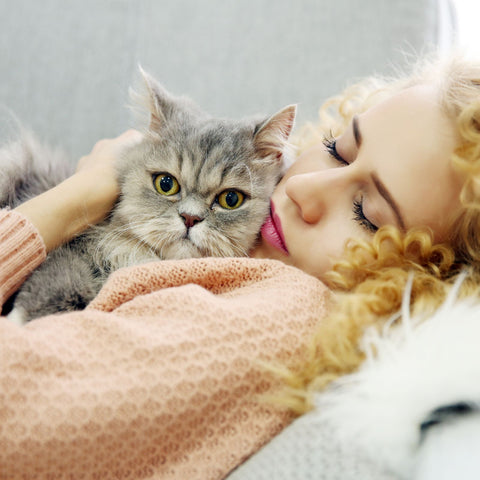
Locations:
0;215;330;479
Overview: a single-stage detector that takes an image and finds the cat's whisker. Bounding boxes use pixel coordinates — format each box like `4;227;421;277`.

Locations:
155;230;184;259
91;216;163;272
222;240;246;257
233;162;255;196
137;232;162;260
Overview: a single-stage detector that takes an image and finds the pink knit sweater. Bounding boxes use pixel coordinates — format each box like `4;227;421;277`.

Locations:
0;209;331;479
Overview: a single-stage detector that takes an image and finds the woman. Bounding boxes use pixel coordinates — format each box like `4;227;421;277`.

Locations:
1;55;479;479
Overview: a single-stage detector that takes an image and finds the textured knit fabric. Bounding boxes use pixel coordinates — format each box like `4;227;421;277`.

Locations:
0;213;330;480
0;209;46;312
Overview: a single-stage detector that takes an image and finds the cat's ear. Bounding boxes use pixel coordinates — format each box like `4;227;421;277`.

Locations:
253;104;297;160
136;66;176;132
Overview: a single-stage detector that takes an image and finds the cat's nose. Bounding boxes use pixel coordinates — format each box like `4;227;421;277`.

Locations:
180;213;204;229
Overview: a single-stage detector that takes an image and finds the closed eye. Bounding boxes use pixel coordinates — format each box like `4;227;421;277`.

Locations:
324;133;379;233
353;199;378;233
322;135;348;166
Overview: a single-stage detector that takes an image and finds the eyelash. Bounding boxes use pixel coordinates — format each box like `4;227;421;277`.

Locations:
323;135;379;233
353;199;379;233
322;135;348;166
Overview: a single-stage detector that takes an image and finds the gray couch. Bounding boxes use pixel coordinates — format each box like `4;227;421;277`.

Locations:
0;0;455;160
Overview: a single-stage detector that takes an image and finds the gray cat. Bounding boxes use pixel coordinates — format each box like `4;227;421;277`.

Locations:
1;70;296;322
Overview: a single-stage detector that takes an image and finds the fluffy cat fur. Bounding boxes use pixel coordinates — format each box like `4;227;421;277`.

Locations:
2;70;296;322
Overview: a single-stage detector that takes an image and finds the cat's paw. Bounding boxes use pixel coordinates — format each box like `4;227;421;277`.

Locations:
7;307;28;326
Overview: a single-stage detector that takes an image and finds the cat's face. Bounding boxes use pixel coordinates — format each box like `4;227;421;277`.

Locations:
112;71;296;260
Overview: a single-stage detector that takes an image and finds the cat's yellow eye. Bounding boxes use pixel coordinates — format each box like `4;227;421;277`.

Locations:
218;190;245;210
153;173;180;196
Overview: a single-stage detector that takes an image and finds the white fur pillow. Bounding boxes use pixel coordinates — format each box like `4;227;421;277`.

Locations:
316;289;480;479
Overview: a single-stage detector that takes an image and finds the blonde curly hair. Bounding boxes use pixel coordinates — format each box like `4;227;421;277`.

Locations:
276;55;480;414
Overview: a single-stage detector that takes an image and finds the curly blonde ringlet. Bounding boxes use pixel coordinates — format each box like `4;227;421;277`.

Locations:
272;54;480;414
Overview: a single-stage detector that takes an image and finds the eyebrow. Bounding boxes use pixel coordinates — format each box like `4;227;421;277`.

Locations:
371;173;406;230
354;116;406;230
353;115;362;147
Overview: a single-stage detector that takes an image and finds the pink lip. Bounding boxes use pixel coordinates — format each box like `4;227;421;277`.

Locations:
260;202;289;255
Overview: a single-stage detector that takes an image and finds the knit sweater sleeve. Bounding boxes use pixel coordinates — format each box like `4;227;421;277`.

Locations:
0;257;330;480
0;209;46;312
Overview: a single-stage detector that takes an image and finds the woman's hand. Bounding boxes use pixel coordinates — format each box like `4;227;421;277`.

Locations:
15;130;143;252
74;129;143;224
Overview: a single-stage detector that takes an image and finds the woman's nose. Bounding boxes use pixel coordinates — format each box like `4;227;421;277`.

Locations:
284;169;347;224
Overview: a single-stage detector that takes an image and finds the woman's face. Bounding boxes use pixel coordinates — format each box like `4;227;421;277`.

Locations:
251;84;464;280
